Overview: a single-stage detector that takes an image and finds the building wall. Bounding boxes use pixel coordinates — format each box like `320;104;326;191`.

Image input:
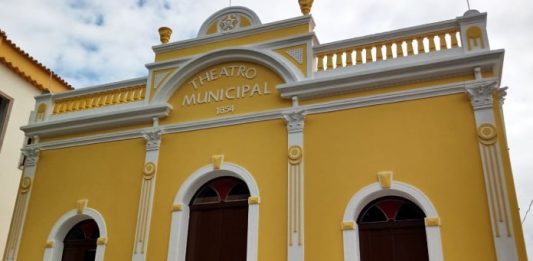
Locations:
0;65;40;258
17;140;145;260
305;93;496;260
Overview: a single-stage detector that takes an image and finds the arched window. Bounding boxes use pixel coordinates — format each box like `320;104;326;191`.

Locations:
186;177;250;261
358;196;429;261
61;219;99;261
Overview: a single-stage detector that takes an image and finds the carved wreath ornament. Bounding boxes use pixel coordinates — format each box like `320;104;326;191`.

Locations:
288;145;303;165
218;14;240;32
19;176;32;193
143;162;157;180
478;124;498;145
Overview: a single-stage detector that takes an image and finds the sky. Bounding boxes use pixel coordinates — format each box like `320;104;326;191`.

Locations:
0;0;532;257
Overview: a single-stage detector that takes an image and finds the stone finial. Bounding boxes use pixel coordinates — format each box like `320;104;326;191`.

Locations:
158;27;172;44
298;0;314;15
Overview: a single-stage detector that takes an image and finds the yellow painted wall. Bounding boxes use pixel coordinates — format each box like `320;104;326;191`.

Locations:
148;120;288;261
17;139;145;260
304;93;497;260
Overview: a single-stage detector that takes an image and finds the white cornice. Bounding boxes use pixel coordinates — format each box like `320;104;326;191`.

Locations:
278;50;504;99
152;16;315;54
28;79;485;150
145;33;317;71
21;104;171;137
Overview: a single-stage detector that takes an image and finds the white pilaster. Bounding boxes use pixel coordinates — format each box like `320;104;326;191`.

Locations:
132;127;162;261
283;97;305;261
3;148;39;261
465;79;518;261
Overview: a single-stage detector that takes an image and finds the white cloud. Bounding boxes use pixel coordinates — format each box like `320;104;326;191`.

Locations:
0;0;532;257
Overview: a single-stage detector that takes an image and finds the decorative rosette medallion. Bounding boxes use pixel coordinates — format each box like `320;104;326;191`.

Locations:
478;124;498;145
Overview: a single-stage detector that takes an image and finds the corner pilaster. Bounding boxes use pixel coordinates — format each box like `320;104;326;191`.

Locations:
3;148;40;261
132;128;162;261
465;80;519;261
283;104;305;261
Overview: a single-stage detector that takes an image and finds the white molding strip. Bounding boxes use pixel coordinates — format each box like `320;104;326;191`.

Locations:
132;129;162;261
43;208;108;261
465;79;519;260
3;149;39;261
21;104;171;138
284;107;305;261
342;181;443;261
28;79;487;151
167;163;260;261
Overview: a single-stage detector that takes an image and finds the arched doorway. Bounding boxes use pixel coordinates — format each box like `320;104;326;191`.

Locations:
185;177;250;261
358;196;429;261
61;219;99;261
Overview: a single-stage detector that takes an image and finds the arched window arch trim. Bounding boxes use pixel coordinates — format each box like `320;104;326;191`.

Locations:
342;181;444;261
167;162;260;261
43;208;107;261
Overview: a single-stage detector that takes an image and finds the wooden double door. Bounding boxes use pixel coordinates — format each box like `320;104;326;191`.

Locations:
185;177;250;261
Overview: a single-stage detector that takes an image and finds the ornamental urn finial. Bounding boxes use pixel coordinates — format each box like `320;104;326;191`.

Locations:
158;26;172;44
298;0;314;15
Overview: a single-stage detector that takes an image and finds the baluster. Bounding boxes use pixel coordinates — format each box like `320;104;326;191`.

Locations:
407;40;415;55
376;45;383;61
438;33;448;50
417;37;425;54
140;87;146;99
134;88;143;101
429;35;436;52
451;32;459;48
396;41;404;57
336;51;344;68
53;103;59;114
87;97;95;108
386;43;393;59
347;50;355;66
365;47;372;63
316;55;324;71
355;49;363;65
326;53;334;70
114;91;122;104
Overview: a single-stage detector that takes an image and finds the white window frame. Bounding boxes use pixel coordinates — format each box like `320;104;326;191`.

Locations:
342;181;444;261
167;162;260;261
43;208;107;261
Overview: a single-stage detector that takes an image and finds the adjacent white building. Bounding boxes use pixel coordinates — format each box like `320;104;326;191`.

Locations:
0;30;71;258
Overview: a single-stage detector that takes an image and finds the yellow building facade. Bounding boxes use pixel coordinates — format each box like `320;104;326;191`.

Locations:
4;4;528;261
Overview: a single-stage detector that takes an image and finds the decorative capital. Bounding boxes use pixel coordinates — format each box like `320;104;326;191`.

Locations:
495;86;508;104
45;240;54;248
377;171;393;189
97;237;108;245
21;147;40;167
172;204;183;212
465;82;498;110
211;154;224;170
341;221;356;230
283;110;305;133
142;129;162;151
425;217;441;227
76;199;88;214
248;196;260;205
